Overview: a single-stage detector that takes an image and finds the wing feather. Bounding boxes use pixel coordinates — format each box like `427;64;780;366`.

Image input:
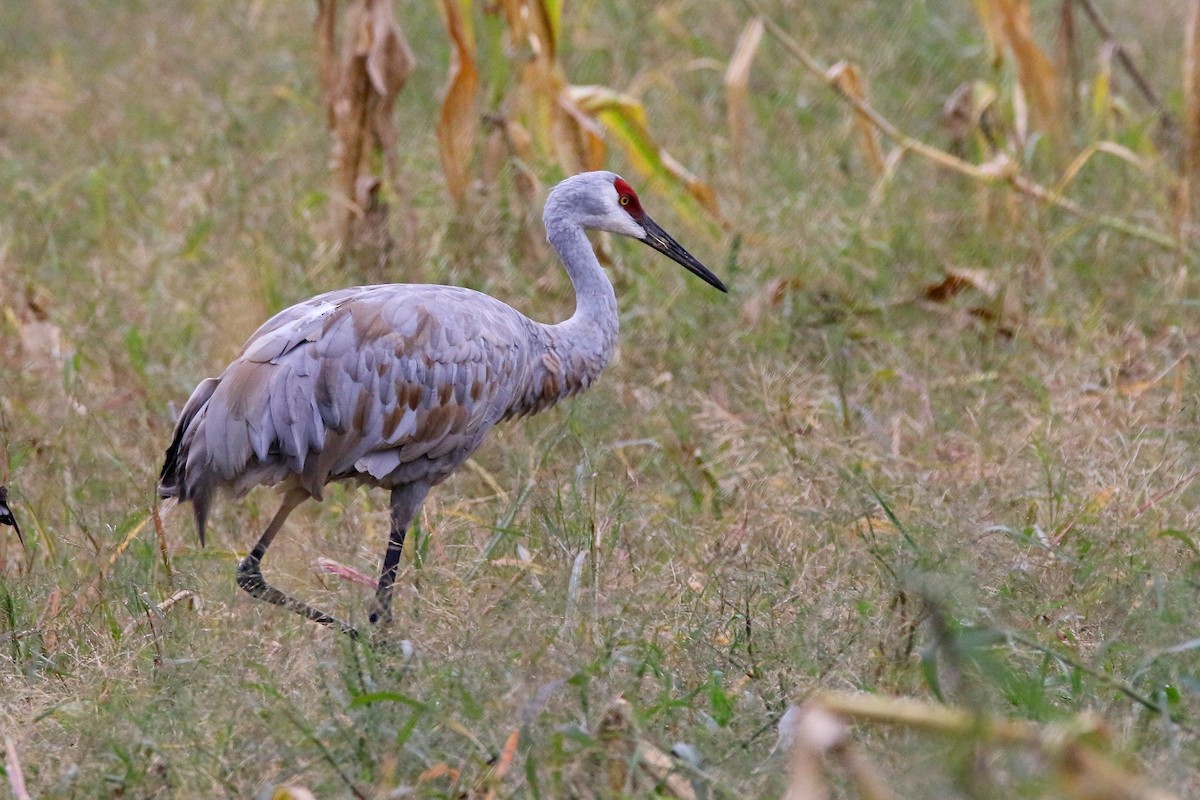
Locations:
164;285;542;519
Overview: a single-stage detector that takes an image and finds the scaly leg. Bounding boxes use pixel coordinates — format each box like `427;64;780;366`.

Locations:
237;487;360;639
369;482;431;628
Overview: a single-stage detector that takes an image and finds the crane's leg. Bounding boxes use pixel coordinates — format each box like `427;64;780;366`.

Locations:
369;482;431;629
237;487;360;639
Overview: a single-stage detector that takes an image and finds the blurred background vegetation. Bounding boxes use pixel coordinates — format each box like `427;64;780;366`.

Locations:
2;0;1200;796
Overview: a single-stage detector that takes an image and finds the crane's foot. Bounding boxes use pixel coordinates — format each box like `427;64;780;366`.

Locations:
237;556;360;639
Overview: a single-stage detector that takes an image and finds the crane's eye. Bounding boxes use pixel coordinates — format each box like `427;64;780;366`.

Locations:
619;195;630;207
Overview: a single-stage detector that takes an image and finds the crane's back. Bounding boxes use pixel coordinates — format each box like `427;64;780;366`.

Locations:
159;284;569;535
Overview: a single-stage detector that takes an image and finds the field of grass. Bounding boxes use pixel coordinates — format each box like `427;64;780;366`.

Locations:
2;1;1200;797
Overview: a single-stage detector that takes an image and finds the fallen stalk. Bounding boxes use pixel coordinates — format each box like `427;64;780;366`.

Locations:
741;0;1185;255
786;692;1182;800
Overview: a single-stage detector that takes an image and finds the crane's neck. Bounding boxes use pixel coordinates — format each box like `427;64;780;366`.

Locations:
547;222;619;356
503;221;618;420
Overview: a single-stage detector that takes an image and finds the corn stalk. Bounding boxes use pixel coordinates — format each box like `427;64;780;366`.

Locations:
443;0;721;228
315;0;415;276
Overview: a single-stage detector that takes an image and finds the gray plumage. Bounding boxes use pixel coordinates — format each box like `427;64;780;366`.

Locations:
158;171;726;638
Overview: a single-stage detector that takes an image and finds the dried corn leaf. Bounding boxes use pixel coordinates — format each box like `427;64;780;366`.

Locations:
270;787;317;800
943;81;1000;152
972;0;1006;69
923;267;998;302
364;0;413;104
782;705;897;800
725;16;764;168
1186;0;1200;225
1056;140;1146;194
1012;79;1030;147
418;763;461;784
558;91;608;172
570;85;720;220
943;82;975;148
438;0;480;203
532;0;561;59
1056;0;1079;124
315;0;339;126
594;699;697;800
827;61;886;174
923;274;972;303
496;0;558;60
778;702;849;800
320;0;414;249
347;0;414;179
789;692;1183;800
503;25;587;174
481;1;718;230
983;0;1066;152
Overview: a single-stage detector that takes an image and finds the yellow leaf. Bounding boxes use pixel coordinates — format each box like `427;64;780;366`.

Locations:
1091;43;1114;134
569;85;721;222
271;787;317;800
1056;140;1148;195
437;0;480;203
826;61;886;174
991;0;1066;152
972;0;1006;68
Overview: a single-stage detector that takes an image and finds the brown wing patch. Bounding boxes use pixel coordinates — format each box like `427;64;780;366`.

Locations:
420;405;452;441
349;301;395;343
352;388;372;432
398;306;437;351
395;381;419;412
382;403;406;440
539;352;564;405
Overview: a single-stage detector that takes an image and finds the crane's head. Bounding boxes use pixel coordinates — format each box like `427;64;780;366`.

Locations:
545;171;728;293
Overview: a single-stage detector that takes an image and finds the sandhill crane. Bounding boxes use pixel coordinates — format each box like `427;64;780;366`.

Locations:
0;486;21;545
159;171;727;639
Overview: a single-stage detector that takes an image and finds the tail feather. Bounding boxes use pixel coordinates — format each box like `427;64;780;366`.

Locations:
191;484;212;548
158;421;189;499
0;486;22;547
159;378;220;545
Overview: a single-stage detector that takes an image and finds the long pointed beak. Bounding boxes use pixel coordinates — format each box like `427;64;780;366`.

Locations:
640;215;728;293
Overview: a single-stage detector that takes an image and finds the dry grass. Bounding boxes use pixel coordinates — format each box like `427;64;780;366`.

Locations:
1;0;1199;797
